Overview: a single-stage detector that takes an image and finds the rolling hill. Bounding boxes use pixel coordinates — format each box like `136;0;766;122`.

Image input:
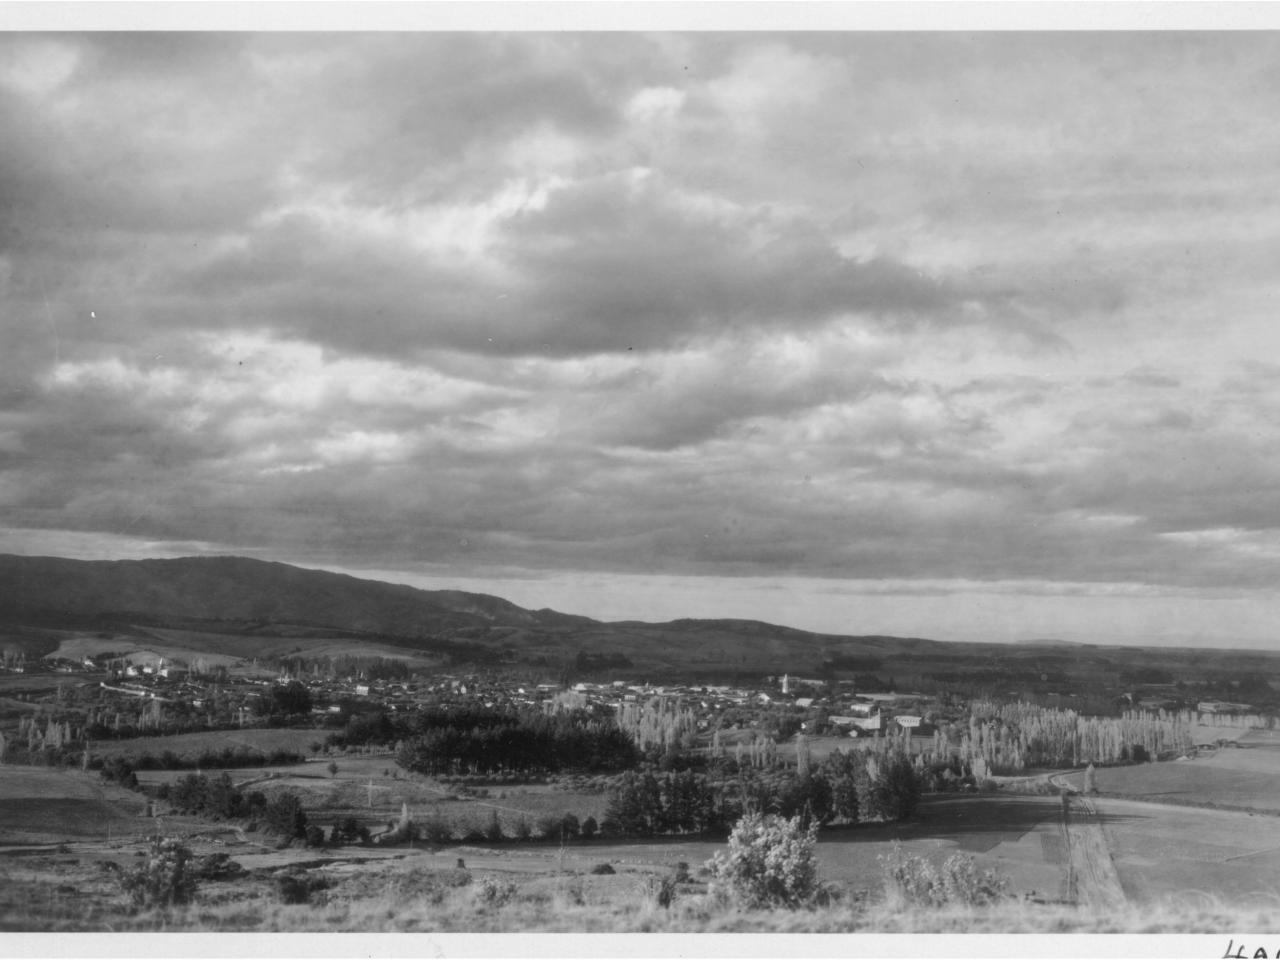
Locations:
1;554;1277;690
0;553;957;674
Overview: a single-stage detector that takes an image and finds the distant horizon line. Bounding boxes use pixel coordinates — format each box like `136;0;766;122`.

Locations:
3;548;1277;656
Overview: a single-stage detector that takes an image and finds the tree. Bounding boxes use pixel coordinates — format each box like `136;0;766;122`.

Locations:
705;812;821;909
327;761;339;778
821;750;862;824
271;681;312;716
262;792;308;840
1084;762;1098;795
867;756;922;822
794;734;811;779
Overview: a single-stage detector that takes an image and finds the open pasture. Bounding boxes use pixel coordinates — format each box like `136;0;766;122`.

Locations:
1060;746;1280;812
577;794;1066;899
275;769;612;840
0;674;77;696
42;633;240;669
0;767;148;843
1188;723;1280;747
40;628;444;671
1091;797;1280;907
139;627;441;665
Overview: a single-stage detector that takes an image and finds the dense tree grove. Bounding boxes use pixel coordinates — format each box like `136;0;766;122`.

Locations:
614;697;699;753
395;709;639;776
928;701;1197;772
159;772;311;841
598;745;914;838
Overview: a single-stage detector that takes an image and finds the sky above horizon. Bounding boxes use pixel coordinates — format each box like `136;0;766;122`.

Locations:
5;30;1280;648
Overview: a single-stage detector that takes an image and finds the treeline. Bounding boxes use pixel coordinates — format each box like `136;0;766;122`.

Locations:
395;708;639;776
325;705;518;750
572;650;633;673
273;654;418;683
158;773;312;841
598;747;923;839
100;762;352;847
875;700;1198;776
91;745;305;773
819;654;884;672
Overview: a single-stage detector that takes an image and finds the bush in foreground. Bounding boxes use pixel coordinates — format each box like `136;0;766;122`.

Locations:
705;812;821;909
878;841;1009;909
119;836;197;908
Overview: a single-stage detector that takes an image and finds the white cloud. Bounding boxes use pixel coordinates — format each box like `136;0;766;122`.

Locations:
9;33;1280;644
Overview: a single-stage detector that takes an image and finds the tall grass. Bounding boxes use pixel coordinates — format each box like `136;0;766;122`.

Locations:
109;876;1280;933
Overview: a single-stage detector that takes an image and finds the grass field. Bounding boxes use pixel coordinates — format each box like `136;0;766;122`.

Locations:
1092;796;1280;906
0;767;148;843
136;627;443;665
1059;745;1280;812
8;761;1280;931
39;629;445;674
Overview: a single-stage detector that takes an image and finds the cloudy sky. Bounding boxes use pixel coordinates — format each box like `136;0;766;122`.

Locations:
5;24;1280;646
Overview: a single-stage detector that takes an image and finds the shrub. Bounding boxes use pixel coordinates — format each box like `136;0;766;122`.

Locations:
276;873;330;905
648;873;678;909
879;841;1009;908
419;813;453;846
590;862;615;875
580;815;598;840
705;812;820;909
192;852;245;881
262;792;308;840
474;876;517;908
331;816;370;845
118;836;197;907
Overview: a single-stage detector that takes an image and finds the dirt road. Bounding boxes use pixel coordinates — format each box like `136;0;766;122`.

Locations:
1062;795;1127;910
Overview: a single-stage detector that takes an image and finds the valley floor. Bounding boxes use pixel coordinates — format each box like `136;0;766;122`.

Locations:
3;763;1280;933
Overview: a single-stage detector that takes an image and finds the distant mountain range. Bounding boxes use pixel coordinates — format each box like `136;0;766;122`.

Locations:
0;553;950;675
1;553;1274;684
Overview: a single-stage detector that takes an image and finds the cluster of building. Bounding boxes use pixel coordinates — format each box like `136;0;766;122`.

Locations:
11;643;940;741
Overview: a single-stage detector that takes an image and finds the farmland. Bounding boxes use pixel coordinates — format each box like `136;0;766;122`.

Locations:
3;555;1280;933
8;761;1280;932
1057;743;1280;813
